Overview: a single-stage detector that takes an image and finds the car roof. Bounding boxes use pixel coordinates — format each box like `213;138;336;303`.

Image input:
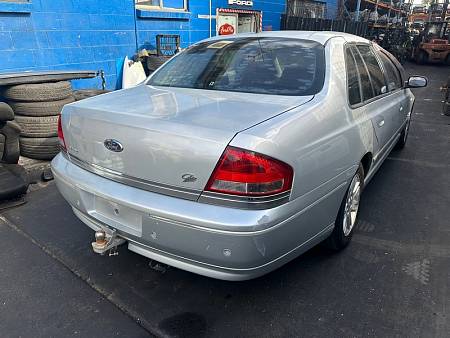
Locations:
201;30;369;45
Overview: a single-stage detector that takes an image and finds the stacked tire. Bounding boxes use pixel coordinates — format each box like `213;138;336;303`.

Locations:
1;81;75;160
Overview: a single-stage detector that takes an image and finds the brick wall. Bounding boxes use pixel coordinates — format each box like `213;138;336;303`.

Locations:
0;0;286;90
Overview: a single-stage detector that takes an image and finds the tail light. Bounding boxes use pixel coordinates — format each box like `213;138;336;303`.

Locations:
57;115;67;152
205;146;293;196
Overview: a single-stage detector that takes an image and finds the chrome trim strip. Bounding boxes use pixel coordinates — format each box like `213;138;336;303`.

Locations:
65;152;202;201
198;190;290;210
63;152;291;210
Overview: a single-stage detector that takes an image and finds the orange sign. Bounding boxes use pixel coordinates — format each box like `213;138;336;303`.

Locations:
219;23;235;35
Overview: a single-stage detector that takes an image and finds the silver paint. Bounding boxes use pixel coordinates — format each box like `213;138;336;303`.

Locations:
52;31;416;280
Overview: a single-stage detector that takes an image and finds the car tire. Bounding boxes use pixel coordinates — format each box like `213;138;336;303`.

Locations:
19;137;60;160
7;96;75;117
14;115;58;138
325;164;364;250
1;81;73;102
395;116;411;150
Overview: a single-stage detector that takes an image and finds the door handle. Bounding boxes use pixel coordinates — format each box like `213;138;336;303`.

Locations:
399;106;404;112
376;118;385;127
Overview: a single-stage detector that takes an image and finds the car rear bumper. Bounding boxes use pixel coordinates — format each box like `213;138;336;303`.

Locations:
51;153;346;280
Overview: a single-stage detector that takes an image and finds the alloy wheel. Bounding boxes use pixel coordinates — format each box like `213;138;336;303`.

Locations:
343;174;361;236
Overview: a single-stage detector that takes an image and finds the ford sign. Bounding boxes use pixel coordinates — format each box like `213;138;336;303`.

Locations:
228;0;253;6
104;139;124;152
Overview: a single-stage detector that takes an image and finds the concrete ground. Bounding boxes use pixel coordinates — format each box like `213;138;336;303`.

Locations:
1;63;449;338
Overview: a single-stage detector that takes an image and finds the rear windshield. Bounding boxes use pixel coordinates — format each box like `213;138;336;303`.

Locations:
148;37;325;96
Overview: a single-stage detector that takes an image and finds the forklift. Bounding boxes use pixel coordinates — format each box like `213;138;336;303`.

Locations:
412;21;450;64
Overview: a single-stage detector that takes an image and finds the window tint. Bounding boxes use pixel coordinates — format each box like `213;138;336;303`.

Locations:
149;38;326;96
345;48;361;105
357;45;386;97
385;51;406;85
351;46;374;101
377;51;402;91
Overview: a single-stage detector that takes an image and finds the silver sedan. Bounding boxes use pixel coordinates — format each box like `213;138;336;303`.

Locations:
52;31;427;280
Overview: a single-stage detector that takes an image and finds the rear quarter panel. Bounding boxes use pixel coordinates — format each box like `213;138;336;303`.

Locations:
231;37;375;222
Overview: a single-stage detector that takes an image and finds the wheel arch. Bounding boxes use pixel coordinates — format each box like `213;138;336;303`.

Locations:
360;152;373;178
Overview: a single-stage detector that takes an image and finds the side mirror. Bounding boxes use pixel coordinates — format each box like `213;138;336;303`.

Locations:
0;103;14;122
406;76;428;88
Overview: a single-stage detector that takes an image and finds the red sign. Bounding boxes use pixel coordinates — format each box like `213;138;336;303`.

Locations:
219;23;235;35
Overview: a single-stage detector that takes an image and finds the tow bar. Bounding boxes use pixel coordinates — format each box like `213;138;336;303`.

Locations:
92;228;126;256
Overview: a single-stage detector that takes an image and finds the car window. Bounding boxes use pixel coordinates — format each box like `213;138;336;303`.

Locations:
345;47;362;105
350;46;374;101
377;51;402;91
357;45;386;97
148;37;326;96
384;51;406;85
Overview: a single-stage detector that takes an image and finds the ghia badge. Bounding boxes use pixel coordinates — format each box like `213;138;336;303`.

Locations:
182;174;197;183
104;139;124;153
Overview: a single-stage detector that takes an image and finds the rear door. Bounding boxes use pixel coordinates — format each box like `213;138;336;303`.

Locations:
375;49;410;130
353;44;399;152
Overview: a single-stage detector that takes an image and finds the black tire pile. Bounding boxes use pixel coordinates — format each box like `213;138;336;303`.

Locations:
1;81;75;160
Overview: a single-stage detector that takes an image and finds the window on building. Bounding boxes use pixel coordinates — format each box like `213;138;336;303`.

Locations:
356;45;386;97
135;0;187;11
345;47;362;106
286;0;326;19
377;51;402;92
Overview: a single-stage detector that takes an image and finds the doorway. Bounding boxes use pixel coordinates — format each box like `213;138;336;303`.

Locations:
216;9;261;36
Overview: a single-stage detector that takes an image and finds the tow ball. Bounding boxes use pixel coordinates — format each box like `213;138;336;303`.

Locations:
92;228;126;256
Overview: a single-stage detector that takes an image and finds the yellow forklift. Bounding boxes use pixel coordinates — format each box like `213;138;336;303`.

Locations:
412;21;450;65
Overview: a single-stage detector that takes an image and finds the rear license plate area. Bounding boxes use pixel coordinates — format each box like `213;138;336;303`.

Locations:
91;196;142;237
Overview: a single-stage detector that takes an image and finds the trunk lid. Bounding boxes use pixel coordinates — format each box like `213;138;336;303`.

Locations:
62;85;312;198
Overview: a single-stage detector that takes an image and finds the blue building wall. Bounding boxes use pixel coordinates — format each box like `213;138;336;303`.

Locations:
136;0;286;50
0;0;137;89
326;0;339;19
0;0;286;90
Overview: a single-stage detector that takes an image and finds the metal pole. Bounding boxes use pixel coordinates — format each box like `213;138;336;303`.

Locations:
355;0;361;21
442;0;449;21
375;0;379;25
209;0;212;38
388;0;392;27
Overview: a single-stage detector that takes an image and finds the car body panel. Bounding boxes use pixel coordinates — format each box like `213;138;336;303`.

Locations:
231;38;374;200
52;31;415;280
62;85;312;196
52;153;347;280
